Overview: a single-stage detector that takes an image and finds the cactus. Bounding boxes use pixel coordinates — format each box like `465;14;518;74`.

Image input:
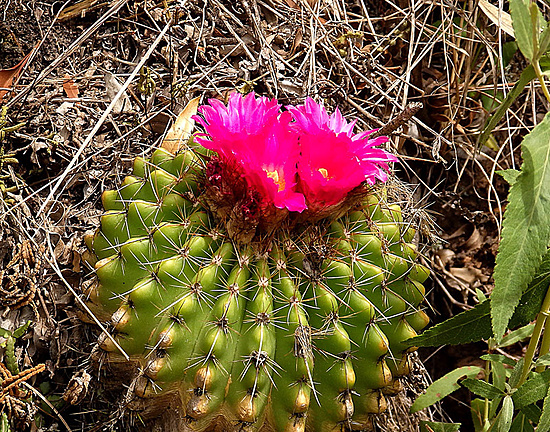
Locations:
83;93;429;432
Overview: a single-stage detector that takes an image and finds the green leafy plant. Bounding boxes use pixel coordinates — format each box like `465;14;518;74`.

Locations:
0;321;45;432
410;2;550;430
479;0;550;147
0;321;31;376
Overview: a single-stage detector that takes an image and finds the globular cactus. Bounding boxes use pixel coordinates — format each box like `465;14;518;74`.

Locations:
83;93;430;432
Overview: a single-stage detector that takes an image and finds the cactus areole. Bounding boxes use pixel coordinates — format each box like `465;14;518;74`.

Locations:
84;93;430;432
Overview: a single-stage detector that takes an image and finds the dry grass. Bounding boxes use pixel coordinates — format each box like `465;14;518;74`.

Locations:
0;0;547;430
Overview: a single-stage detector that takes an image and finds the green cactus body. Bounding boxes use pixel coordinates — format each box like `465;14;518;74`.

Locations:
86;145;429;432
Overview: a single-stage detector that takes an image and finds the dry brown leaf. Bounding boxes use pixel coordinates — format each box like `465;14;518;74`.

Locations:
104;71;133;114
450;266;489;286
286;27;303;59
281;0;299;8
57;0;99;21
443;224;469;240
478;0;514;38
0;49;34;101
63;370;91;405
161;96;200;154
63;75;79;99
464;227;484;251
436;248;456;267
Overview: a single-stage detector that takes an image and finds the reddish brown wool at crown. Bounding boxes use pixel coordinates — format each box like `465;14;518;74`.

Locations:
84;93;428;432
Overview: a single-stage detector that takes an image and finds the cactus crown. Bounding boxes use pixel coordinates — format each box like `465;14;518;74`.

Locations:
85;94;428;432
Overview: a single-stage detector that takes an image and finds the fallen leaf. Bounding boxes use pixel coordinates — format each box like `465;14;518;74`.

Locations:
63;370;91;405
450;267;489;286
286;27;303;59
63;75;79;99
436;248;456;267
479;0;514;37
29;138;50;167
282;0;299;8
56;101;74;115
0;50;34;101
161;96;200;154
443;224;469;240
104;71;133;114
464;227;484;251
57;0;98;21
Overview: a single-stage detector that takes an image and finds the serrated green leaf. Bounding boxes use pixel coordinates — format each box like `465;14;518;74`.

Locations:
538;385;550;431
406;301;492;346
491;113;550;341
512;370;550;409
496;396;514;432
492;360;508;391
405;251;550;346
479;65;536;147
530;2;548;44
497;169;521;186
420;421;461;432
411;366;483;413
476;287;488;303
500;323;535;347
509;358;525;389
407;249;550;348
509;250;550;326
510;0;535;61
540;26;550;55
461;378;505;399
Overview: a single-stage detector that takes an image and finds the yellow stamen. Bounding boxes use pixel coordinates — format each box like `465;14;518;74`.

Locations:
266;169;286;192
318;168;330;179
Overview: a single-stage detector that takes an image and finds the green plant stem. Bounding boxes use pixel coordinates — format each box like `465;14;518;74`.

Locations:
529;1;550;104
537;317;550;373
533;60;550;104
518;285;550;386
483;359;491;428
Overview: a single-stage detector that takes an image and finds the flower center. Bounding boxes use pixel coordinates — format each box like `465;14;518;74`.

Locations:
265;169;286;192
318;168;330;179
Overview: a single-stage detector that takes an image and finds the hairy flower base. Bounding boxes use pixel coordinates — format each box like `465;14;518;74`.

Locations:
295;182;381;224
202;154;385;240
195;93;397;242
203;157;290;243
194;93;306;216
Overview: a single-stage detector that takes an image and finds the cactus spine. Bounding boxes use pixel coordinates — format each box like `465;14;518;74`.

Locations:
84;96;429;432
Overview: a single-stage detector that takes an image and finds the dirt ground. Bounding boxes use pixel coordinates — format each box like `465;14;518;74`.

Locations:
0;0;541;430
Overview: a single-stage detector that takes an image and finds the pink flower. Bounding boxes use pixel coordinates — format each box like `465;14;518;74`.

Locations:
194;92;306;212
288;98;398;207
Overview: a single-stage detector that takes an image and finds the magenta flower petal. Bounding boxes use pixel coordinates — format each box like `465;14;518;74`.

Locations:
193;92;306;212
289;98;398;207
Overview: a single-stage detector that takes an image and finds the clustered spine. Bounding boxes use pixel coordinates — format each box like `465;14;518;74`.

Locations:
84;94;429;432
